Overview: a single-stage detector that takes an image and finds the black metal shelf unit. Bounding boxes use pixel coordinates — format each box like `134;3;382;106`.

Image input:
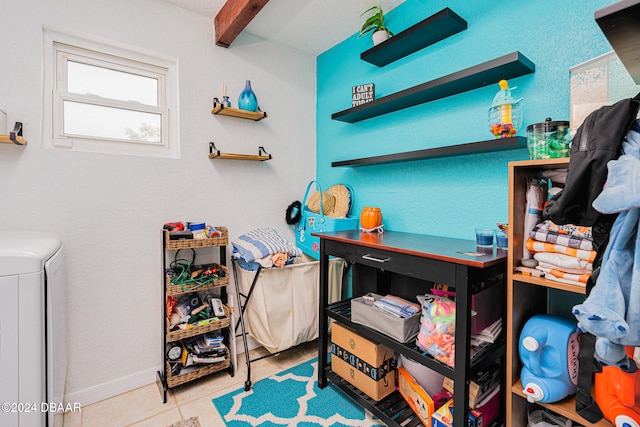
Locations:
595;0;640;85
361;7;467;67
326;299;505;378
316;230;507;427
332;136;527;167
331;51;535;123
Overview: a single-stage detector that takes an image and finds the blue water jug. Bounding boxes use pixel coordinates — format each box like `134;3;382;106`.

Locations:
519;314;579;403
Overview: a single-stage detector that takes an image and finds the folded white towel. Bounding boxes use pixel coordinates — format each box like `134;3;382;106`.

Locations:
533;252;593;271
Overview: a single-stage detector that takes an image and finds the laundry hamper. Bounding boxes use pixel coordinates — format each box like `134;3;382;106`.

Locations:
235;254;345;353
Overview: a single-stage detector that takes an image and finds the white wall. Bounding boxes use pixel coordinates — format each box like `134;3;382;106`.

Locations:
0;0;317;405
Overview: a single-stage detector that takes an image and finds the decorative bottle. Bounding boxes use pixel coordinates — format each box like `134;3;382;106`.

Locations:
238;80;258;112
488;79;523;139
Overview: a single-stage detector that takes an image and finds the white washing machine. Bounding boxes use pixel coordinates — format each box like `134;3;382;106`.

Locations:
0;232;67;427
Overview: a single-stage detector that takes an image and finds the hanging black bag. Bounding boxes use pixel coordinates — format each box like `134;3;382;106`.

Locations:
543;93;640;423
543;93;640;227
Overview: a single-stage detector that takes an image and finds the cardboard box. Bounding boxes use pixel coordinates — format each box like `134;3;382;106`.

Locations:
331;322;395;401
431;399;483;427
351;293;420;343
397;366;434;426
442;360;501;408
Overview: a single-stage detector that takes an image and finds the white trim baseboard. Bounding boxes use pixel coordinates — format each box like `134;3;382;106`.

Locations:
64;339;261;407
64;366;160;407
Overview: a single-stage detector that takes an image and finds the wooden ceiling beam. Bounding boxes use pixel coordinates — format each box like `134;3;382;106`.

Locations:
214;0;270;48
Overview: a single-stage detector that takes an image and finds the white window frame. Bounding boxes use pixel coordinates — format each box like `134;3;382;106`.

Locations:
43;30;179;158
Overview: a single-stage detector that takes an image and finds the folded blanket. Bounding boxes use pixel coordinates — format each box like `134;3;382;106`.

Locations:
540;271;586;287
537;261;592;275
536;265;590;284
232;228;302;263
530;223;593;251
236;254;295;271
526;238;596;263
533;220;592;240
533;252;593;272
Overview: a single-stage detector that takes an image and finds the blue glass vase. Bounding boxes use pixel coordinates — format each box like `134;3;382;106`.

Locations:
238;80;258;112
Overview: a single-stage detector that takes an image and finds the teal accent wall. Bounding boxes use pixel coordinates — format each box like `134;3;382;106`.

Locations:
317;0;614;240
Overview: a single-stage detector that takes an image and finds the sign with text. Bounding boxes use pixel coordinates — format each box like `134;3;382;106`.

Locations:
352;83;375;107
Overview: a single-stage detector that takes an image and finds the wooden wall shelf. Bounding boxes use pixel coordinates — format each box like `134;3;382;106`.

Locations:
332;51;535;123
595;0;640;84
332;136;527;167
511;380;610;427
0;135;27;145
211;103;267;121
0;122;27;145
361;7;467;67
208;142;271;161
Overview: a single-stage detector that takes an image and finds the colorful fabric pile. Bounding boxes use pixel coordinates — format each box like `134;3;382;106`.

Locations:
232;228;301;270
524;220;595;286
415;294;456;367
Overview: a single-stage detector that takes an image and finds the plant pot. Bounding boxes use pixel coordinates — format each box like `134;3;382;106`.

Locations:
372;30;389;46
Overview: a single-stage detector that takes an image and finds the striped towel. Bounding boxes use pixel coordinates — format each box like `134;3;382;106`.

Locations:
537;261;592;275
533;252;593;272
537;270;587;287
534;220;592;240
536;265;591;284
526;238;596;263
232;228;302;262
530;224;593;251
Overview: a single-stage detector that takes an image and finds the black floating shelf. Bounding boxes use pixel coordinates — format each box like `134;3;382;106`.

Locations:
595;0;640;84
361;7;467;67
332;136;527;167
332;51;535;124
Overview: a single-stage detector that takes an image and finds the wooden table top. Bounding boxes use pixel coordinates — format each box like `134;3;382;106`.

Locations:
312;229;506;268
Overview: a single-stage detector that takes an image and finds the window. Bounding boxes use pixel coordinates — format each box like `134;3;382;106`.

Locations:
44;31;179;158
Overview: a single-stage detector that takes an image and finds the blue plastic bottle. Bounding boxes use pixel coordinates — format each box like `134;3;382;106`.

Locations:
519;314;580;403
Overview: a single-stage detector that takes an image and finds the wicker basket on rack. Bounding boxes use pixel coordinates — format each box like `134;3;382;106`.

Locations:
164;226;228;250
165;348;231;388
165;264;230;297
166;304;231;342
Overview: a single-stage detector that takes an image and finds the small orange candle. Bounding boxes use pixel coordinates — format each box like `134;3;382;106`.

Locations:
360;206;382;230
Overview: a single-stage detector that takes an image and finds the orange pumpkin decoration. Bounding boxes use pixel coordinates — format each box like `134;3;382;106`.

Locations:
360;206;382;230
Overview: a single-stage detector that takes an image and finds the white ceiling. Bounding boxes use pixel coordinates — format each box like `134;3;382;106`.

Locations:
159;0;405;55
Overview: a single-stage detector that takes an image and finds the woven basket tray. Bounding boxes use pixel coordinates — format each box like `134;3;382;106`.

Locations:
164;226;228;250
166;305;231;342
166;264;230;297
165;348;231;388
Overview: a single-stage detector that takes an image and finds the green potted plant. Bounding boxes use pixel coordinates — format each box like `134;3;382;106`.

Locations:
358;5;393;46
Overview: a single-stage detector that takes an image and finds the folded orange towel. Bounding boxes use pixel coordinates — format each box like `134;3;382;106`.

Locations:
526;238;596;263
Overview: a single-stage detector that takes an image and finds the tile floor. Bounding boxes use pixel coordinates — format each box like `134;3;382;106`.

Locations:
63;342;317;427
